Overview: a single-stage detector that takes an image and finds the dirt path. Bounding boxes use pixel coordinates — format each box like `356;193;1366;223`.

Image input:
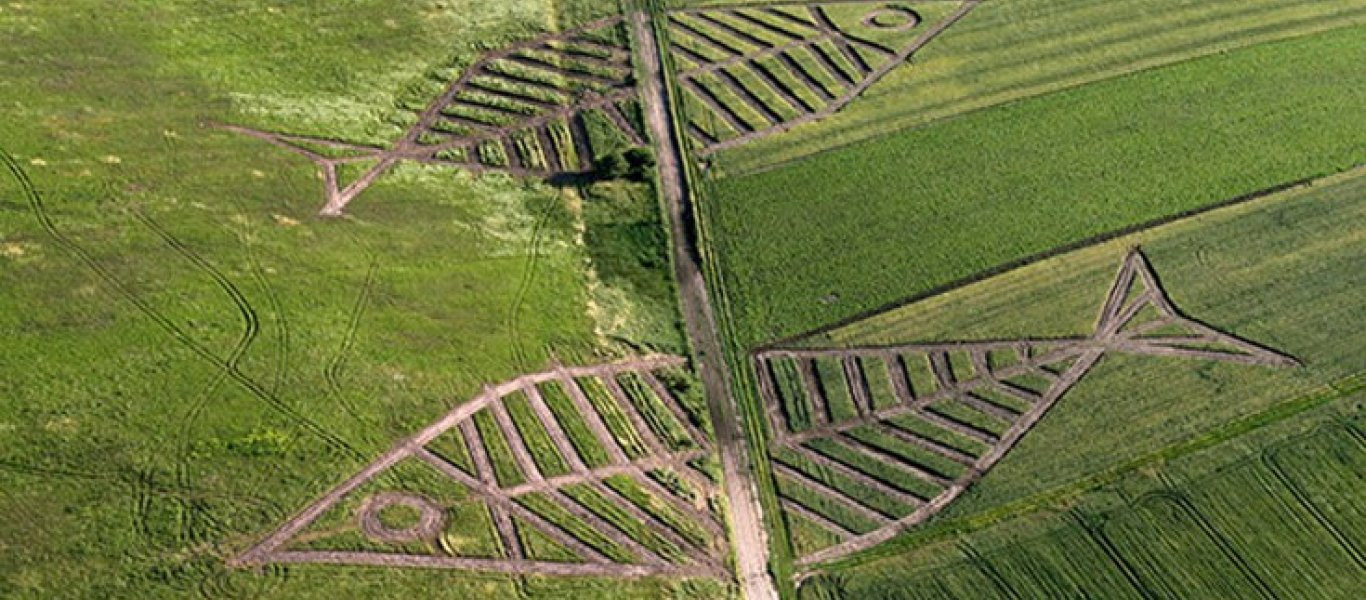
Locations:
628;11;779;600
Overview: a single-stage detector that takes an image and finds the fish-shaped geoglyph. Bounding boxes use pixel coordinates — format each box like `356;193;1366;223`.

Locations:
223;2;979;214
753;249;1298;565
232;356;729;579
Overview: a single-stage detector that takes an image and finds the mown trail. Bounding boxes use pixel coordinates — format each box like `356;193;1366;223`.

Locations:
628;11;778;600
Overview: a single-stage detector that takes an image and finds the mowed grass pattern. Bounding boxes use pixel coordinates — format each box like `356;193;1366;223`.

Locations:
0;1;726;598
709;27;1366;345
811;168;1366;523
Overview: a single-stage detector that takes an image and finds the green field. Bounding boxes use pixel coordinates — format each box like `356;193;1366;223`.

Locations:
0;1;700;598
779;165;1366;589
5;0;1366;598
705;26;1366;346
799;411;1365;599
713;0;1366;173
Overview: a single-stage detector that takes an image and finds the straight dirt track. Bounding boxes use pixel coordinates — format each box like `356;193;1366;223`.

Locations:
629;11;779;600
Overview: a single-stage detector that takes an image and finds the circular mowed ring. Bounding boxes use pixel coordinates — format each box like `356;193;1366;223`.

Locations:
863;6;921;31
358;492;444;543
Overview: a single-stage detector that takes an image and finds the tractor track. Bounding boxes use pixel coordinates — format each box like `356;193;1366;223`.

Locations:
324;258;378;427
1;149;360;459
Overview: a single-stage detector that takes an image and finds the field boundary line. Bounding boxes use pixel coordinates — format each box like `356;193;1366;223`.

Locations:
758;164;1366;351
724;19;1366;178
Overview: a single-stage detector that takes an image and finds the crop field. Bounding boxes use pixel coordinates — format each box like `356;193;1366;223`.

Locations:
712;0;1366;173
705;24;1366;346
226;15;652;214
764;166;1366;587
799;413;1365;599
0;1;723;599
234;357;727;579
4;0;1365;598
754;243;1302;565
664;2;971;153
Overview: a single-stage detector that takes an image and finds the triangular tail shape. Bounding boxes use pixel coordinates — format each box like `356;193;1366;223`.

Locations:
1091;249;1299;367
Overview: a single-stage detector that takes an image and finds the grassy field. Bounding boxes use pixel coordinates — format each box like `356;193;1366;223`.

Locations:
705;25;1366;347
710;0;1366;173
779;166;1366;578
798;405;1364;599
0;1;713;598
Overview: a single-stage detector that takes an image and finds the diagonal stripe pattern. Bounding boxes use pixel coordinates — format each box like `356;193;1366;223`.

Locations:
753;249;1298;566
232;356;729;579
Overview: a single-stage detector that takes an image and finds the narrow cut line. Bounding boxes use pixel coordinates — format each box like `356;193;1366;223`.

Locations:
602;100;647;146
791;443;925;509
670;14;746;57
640;371;713;451
671;41;716;67
681;77;755;133
797;358;832;425
955;392;1022;423
535;125;563;172
928;352;956;391
764;6;817;29
523;384;588;473
498;450;708;499
750;57;817;114
694;11;774;50
715;67;785;125
689;122;721;147
835;433;952;489
568;114;596;172
781;498;856;539
549;489;667;566
631;469;728;540
915;408;999;445
591;479;721;571
602;375;669;456
488;399;545;484
876;422;978;466
843;356;873;417
414;448;609;564
771;462;891;525
729;9;809;41
559;375;631;463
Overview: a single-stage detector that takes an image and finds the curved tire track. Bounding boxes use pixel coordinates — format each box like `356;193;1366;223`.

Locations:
1;149;359;459
325;258;377;426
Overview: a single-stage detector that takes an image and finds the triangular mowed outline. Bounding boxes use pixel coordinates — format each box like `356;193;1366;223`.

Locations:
753;249;1298;566
1098;251;1299;366
231;355;730;579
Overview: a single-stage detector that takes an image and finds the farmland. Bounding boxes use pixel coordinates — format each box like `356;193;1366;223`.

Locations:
712;0;1366;173
797;408;1365;599
0;0;710;598
705;25;1366;346
234;357;728;580
808;168;1366;527
764;163;1366;587
3;0;1365;598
